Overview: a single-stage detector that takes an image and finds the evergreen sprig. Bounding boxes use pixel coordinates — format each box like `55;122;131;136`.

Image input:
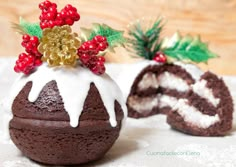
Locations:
127;18;163;60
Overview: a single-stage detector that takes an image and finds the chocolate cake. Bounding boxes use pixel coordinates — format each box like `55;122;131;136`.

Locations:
107;17;234;136
8;0;127;165
107;61;233;136
9;65;127;165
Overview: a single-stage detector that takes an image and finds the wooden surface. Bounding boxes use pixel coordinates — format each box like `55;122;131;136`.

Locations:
0;0;236;75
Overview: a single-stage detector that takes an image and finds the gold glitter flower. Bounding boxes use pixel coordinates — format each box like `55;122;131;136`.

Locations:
38;25;81;66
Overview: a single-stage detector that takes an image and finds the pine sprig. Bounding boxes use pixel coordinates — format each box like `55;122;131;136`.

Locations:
161;32;218;63
12;17;42;38
127;18;163;60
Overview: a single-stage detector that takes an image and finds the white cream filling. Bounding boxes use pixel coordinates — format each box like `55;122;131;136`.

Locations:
128;95;158;113
173;99;220;128
192;80;220;107
137;71;190;92
158;72;190;92
6;64;127;128
158;95;179;108
138;72;159;90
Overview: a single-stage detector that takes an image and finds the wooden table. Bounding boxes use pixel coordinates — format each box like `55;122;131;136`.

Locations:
0;0;236;75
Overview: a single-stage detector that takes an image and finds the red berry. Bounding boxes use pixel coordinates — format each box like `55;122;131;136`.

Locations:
26;42;33;49
39;2;44;10
30;36;39;44
97;56;105;63
48;20;55;28
51;3;57;8
35;58;43;66
153;52;167;63
74;13;80;21
14;65;20;73
91;61;105;75
60;10;67;18
93;35;106;43
97;42;108;51
44;0;52;8
40;22;47;29
19;53;27;60
80;54;91;64
46;12;55;20
71;7;77;12
22;34;30;41
88;56;98;66
65;18;74;25
65;4;72;10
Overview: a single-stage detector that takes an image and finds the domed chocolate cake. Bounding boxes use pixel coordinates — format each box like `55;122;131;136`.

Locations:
8;0;127;165
9;65;126;165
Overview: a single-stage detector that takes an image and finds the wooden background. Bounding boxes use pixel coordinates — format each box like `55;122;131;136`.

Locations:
0;0;236;75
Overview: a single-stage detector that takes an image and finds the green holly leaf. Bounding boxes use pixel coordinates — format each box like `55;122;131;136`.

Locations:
161;32;218;63
81;23;126;51
12;17;42;38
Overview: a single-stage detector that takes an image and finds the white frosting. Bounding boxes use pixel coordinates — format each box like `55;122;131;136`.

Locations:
192;79;220;107
173;62;203;81
158;95;178;108
7;64;127;128
106;60;158;100
158;72;189;92
127;95;158;113
173;99;220;128
138;72;159;90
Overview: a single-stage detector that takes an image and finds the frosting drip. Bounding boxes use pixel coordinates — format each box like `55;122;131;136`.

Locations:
8;64;127;128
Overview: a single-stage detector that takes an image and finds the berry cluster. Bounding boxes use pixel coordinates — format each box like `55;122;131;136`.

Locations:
78;35;108;75
39;0;80;29
153;52;167;63
14;35;42;74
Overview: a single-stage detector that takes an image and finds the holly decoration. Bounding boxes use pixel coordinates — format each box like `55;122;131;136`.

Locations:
161;32;218;63
128;18;218;64
12;0;125;75
12;17;42;38
81;23;126;51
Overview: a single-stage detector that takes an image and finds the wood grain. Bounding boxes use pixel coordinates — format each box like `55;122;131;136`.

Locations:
0;0;236;75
